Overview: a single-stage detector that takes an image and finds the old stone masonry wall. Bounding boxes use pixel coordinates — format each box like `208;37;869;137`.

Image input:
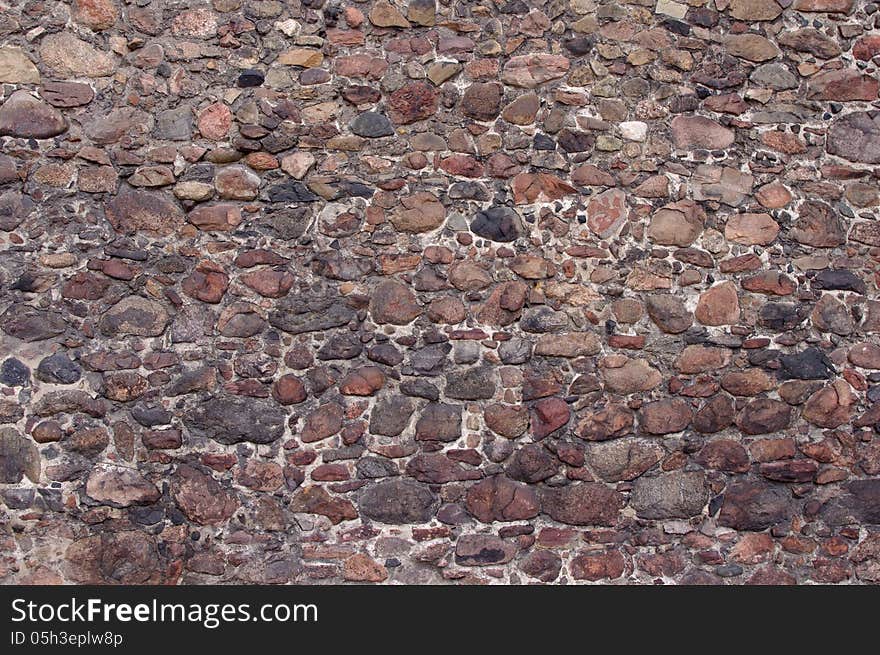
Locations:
0;0;879;586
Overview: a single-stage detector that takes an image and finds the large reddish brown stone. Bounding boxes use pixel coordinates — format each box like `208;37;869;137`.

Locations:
587;188;627;238
639;399;692;435
695;282;741;326
736;398;792;435
502;54;570;88
172;464;239;526
484;404;529;438
291;485;358;524
388;81;439;124
105;188;184;236
670;115;735;150
0;91;67;139
390;192;446;232
530;397;570;439
540;483;624;526
511;172;576;204
802;379;855;428
648;200;705;246
370;280;422;325
465;475;540;522
571;550;625;581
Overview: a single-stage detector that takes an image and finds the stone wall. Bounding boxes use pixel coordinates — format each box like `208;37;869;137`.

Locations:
1;0;880;585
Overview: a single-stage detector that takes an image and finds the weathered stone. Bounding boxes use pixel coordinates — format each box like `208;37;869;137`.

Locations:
370;281;422;325
300;403;344;443
502;54;570;88
369;1;410;27
639;399;692;435
502;93;540;125
602;358;663;395
534;332;600;358
359;479;437;523
670;115;735;150
471;206;524;242
809;70;880;102
0;304;66;342
183;397;286;445
269;295;356;335
39;32;115;77
677;345;731;374
172;465;239;526
485;404;529;438
719;482;793;531
696;440;750;474
350;112;393;138
648;200;705;246
571;549;625;581
445;367;496;400
695;282;740;326
461;82;503;121
291;486;357;524
105;188;184;236
0;47;40;84
729;0;783;21
415;403;461;442
0;91;67;139
519;550;562;582
86;466;160;508
36;353;81;385
455;534;517;566
587;188;627;238
724;213;779;246
802;379;854;428
632;471;707;519
388;81;439;124
645;295;693;334
791;201;846;247
577;405;634;442
736;398;792;435
466;475;540;522
540;483;624;526
73;0;118;31
98;296;168;337
779;29;842;59
725;34;779;62
586;439;663;482
65;532;164;584
369;396;413;436
390;192;445;232
0;428;40;484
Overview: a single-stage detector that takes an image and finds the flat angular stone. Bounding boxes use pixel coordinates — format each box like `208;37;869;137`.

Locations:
269;295;355;335
502;54;570;88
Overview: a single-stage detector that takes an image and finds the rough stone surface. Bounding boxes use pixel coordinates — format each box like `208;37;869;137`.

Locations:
0;0;876;587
